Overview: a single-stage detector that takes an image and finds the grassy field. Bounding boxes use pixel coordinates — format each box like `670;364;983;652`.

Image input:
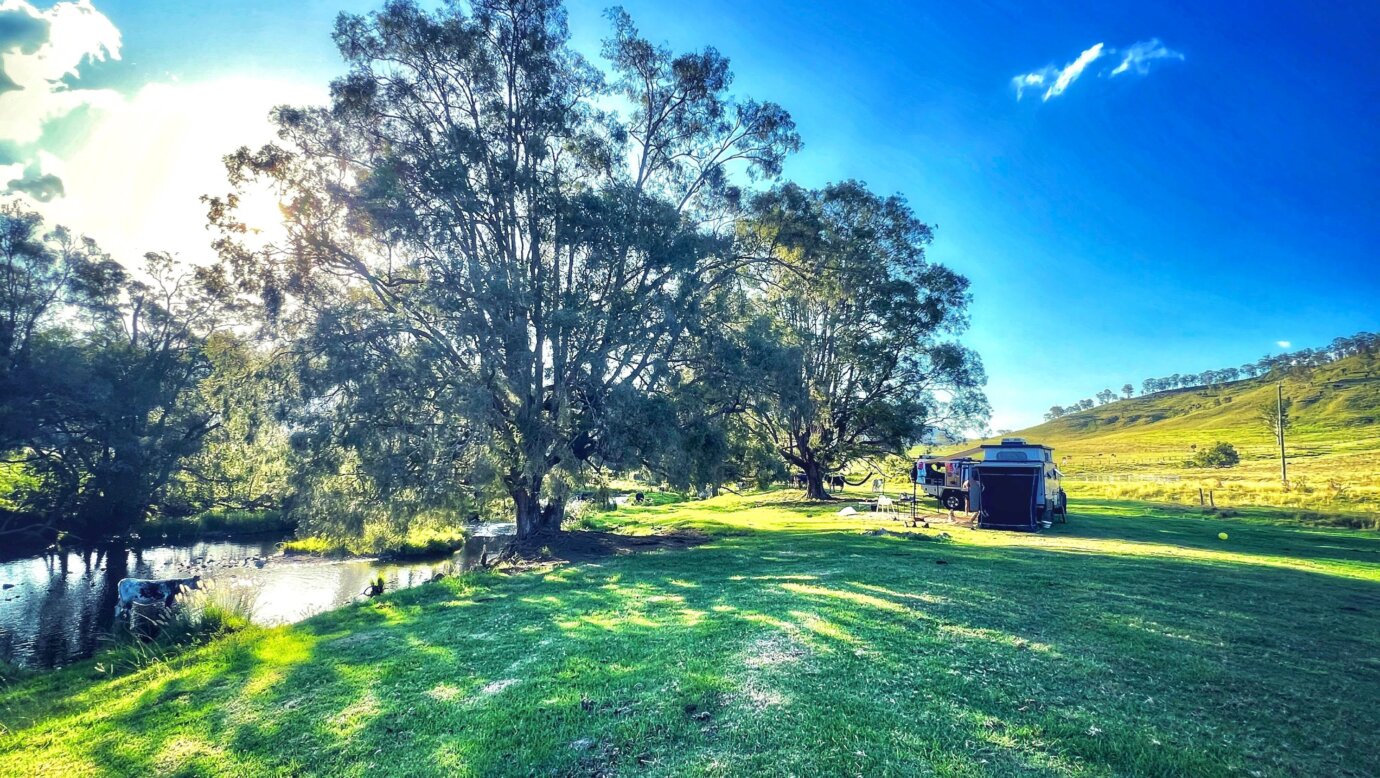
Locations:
2;491;1378;776
954;354;1380;518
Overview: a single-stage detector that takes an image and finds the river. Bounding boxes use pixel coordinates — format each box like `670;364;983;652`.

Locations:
0;523;515;670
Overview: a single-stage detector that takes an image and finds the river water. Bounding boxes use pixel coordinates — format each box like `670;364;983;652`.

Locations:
0;523;515;670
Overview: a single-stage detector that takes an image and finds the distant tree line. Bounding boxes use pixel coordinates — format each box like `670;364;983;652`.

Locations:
1140;334;1377;395
1043;333;1377;421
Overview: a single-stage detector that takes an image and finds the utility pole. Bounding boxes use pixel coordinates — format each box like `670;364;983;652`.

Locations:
1277;382;1287;485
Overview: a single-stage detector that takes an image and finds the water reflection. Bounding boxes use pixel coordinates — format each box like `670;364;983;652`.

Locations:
0;523;515;669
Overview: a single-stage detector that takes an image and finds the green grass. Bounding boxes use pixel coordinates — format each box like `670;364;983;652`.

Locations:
143;509;295;541
953;354;1380;516
2;490;1377;776
281;525;469;559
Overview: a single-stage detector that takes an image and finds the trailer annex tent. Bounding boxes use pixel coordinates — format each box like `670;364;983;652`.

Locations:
971;465;1042;532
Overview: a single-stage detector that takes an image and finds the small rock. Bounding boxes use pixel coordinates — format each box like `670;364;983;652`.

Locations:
571;738;596;752
1;583;14;589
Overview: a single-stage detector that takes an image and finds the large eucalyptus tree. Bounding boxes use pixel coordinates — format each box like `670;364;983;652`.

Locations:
738;182;988;499
209;0;798;538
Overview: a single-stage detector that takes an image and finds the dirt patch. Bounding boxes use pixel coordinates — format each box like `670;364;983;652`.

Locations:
512;528;710;565
742;634;810;668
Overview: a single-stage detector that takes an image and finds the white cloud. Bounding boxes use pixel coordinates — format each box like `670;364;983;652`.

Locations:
1013;43;1104;101
1110;39;1184;76
39;76;326;263
1046;43;1104;100
1011;69;1053;100
1276;340;1291;349
0;0;121;147
0;1;323;264
1013;38;1182;101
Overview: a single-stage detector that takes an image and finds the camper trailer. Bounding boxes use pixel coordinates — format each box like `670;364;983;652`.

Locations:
915;438;1066;530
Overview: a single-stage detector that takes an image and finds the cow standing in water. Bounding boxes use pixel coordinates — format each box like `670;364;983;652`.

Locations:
114;576;201;618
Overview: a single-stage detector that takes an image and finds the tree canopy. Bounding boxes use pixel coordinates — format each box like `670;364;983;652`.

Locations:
208;0;800;538
1;0;993;549
732;182;986;498
1;201;264;541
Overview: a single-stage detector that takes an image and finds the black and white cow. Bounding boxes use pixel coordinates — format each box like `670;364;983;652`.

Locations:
114;576;201;618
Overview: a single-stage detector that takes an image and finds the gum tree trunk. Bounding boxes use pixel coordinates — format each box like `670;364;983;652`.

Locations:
803;460;830;500
512;473;566;541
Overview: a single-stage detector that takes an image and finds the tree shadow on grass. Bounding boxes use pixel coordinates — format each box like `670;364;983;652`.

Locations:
4;512;1379;776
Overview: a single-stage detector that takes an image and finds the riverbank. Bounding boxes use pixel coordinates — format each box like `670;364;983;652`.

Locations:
280;526;474;559
2;492;1378;775
143;509;296;541
0;509;296;560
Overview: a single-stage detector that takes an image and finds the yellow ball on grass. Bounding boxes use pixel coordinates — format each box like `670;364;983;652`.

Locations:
1218;532;1229;540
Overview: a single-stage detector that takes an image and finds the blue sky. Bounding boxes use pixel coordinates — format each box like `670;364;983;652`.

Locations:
3;0;1377;430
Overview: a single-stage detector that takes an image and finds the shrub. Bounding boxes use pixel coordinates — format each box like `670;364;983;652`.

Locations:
562;498;604;531
1191;442;1241;468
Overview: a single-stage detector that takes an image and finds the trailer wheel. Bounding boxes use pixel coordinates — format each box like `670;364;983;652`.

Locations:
942;491;965;511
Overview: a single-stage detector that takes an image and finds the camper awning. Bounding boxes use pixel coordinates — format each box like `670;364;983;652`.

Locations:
918;446;985;462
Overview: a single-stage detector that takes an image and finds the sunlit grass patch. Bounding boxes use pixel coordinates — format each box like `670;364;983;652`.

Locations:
282;524;469;558
2;489;1377;776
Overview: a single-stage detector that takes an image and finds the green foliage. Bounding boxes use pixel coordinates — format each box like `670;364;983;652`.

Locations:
166;335;292;516
1191;441;1240;468
2;201;282;544
208;0;800;539
142;509;293;540
282;521;468;558
733;182;987;497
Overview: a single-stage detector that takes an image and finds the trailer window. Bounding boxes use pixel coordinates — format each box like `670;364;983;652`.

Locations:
992;451;1028;461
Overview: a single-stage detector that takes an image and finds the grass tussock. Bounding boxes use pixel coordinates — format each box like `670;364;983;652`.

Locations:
93;582;256;678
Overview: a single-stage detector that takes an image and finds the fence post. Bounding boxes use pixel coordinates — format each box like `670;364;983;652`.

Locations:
1209;490;1215;508
1198;488;1204;506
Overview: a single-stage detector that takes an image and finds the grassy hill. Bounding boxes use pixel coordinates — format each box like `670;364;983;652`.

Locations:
988;353;1380;520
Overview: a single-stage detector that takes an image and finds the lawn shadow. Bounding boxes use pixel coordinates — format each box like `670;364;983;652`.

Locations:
5;495;1379;776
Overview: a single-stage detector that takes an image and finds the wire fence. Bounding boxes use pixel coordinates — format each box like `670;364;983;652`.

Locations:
1064;473;1183;483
